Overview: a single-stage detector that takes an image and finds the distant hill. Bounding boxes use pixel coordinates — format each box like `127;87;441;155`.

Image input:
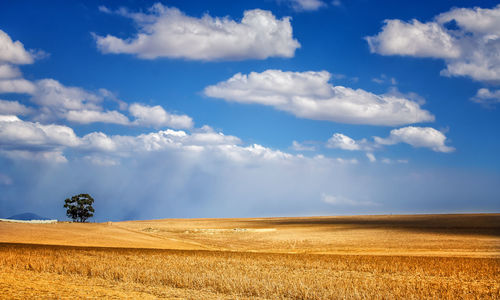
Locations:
7;213;50;220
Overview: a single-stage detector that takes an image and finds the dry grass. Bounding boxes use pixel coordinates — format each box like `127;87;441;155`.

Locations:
1;243;499;299
0;214;499;299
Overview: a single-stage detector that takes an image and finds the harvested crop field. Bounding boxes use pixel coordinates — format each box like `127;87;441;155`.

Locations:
0;214;499;299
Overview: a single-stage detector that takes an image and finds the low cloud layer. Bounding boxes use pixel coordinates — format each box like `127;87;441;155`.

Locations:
366;5;500;83
204;70;434;126
95;4;300;61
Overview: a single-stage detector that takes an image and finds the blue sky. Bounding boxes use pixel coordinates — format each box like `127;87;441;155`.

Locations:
0;0;499;221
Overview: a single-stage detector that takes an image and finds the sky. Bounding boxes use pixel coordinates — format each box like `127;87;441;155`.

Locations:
0;0;499;221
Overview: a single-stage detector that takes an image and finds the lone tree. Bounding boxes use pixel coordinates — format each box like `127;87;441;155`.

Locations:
64;194;95;222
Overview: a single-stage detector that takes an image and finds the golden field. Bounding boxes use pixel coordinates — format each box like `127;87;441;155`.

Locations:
0;214;499;299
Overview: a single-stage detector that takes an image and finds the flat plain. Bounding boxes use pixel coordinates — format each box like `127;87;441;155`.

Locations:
0;214;499;299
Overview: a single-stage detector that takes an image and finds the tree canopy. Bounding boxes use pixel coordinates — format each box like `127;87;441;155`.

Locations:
64;194;95;222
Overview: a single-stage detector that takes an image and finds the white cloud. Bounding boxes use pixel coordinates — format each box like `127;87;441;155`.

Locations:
0;99;32;115
28;79;133;125
321;193;378;206
0;115;364;170
65;109;129;125
96;4;300;61
204;70;434;126
366;19;460;58
129;103;193;129
471;88;500;106
0;30;38;95
366;5;500;82
0;78;36;94
1;76;194;128
0;149;67;163
326;133;364;151
366;152;376;162
0;115;21;122
32;79;102;111
0;30;34;65
0;64;21;79
188;126;241;146
285;0;326;11
0;115;80;149
374;126;454;153
291;140;315;151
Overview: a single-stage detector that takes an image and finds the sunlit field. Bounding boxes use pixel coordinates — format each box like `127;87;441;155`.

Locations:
1;214;499;299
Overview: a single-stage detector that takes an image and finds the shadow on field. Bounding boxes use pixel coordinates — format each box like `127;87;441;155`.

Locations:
252;214;500;237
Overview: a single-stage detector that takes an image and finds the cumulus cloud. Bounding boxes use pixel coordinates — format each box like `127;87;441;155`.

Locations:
374;126;454;153
32;79;102;112
471;88;500;106
0;115;277;164
366;4;500;82
0;30;34;65
0;115;80;150
0;30;38;95
129;103;193;129
0;99;32;115
28;79;129;124
0;71;192;128
204;70;434;126
366;152;376;162
283;0;326;11
0;114;367;172
326;133;362;150
366;19;460;58
95;4;300;61
321;193;378;206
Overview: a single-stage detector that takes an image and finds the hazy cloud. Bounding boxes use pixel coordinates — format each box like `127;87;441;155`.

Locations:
282;0;326;11
291;140;315;151
366;152;376;162
471;88;500;106
0;99;32;115
321;193;378;206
